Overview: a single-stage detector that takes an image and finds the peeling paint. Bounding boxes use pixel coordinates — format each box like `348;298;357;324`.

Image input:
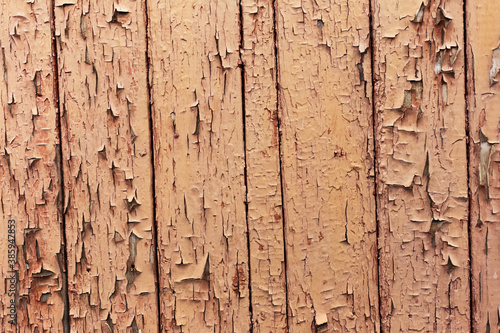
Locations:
55;0;158;330
276;0;379;331
148;0;250;331
241;0;288;330
467;0;500;331
374;0;470;331
0;0;66;330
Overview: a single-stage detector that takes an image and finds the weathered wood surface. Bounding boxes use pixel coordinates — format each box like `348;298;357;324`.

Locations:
467;1;500;332
55;0;158;331
0;0;66;331
276;0;378;331
1;0;499;332
148;0;250;331
373;0;470;331
241;0;288;331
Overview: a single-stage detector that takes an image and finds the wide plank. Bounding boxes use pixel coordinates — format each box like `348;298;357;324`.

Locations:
373;0;470;331
55;0;158;330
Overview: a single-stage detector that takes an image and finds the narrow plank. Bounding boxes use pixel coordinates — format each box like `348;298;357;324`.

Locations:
466;1;500;331
55;0;158;331
275;0;379;331
241;0;288;331
373;0;470;331
0;0;66;331
148;0;250;331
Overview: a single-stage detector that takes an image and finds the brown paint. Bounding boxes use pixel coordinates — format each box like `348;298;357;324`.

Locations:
276;0;379;331
147;0;251;331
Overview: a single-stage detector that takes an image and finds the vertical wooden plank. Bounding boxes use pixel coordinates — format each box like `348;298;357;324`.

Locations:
467;2;500;332
148;0;250;331
373;0;470;331
0;0;66;331
55;0;158;331
241;0;287;331
275;0;379;331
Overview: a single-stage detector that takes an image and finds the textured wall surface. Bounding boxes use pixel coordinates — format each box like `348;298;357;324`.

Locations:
0;0;497;332
467;1;500;332
373;0;470;332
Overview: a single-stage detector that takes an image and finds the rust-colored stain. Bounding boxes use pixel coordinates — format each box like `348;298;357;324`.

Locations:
232;267;246;294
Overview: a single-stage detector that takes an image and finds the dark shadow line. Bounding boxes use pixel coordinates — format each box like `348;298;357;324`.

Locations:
368;0;383;331
272;0;290;330
239;1;254;330
50;1;70;332
463;0;473;331
143;1;163;331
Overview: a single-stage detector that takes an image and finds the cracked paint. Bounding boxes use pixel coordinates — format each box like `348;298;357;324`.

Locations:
241;0;287;331
373;0;470;331
276;0;379;331
147;0;251;331
467;0;500;332
0;0;66;330
55;0;158;331
1;0;494;331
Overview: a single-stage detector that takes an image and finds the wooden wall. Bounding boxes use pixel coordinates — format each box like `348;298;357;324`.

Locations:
0;0;498;331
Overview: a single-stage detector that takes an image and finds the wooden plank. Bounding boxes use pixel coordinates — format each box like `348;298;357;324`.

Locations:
55;0;158;331
0;0;67;331
147;0;251;331
466;1;500;331
373;0;470;331
275;0;378;331
241;0;287;331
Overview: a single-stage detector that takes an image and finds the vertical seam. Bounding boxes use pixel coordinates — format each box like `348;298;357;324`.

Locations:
272;1;290;330
463;0;473;331
368;0;382;331
50;1;70;332
238;0;254;330
143;0;163;331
